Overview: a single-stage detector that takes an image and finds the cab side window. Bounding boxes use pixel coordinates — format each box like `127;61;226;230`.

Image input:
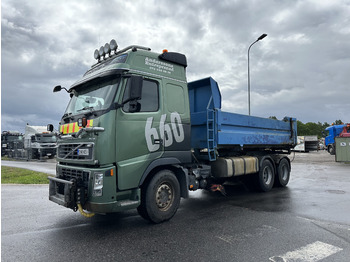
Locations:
123;79;159;112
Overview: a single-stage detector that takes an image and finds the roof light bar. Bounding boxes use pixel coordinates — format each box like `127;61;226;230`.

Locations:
93;39;150;63
94;39;119;62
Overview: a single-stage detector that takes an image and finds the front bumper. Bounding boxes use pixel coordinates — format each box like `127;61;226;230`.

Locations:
48;164;141;213
39;147;57;156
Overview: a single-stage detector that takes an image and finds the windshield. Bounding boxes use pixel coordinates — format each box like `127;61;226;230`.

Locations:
7;135;23;142
64;77;120;116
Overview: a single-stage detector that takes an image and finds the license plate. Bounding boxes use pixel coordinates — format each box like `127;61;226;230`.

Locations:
77;149;89;156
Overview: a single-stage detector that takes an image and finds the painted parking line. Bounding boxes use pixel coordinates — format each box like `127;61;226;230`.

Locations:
269;241;343;262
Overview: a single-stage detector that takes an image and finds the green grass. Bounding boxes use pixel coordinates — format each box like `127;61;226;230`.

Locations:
1;166;50;184
1;156;18;161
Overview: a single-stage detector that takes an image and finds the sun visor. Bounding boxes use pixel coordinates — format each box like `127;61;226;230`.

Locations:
159;52;187;67
69;69;126;91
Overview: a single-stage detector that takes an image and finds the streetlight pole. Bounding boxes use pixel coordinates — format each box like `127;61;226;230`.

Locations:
247;33;267;116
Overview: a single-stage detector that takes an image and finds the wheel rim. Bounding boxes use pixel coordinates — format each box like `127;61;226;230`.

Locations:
263;166;273;185
156;183;174;211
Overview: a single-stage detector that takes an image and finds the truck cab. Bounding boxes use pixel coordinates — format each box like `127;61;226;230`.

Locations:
24;125;57;159
325;124;346;155
49;42;192;221
1;131;23;157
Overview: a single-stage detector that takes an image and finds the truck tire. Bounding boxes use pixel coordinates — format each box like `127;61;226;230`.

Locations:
257;159;275;192
275;158;290;187
328;145;335;155
139;169;180;223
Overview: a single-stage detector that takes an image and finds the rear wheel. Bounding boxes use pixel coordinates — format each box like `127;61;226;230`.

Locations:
138;169;180;223
257;159;275;192
275;158;290;187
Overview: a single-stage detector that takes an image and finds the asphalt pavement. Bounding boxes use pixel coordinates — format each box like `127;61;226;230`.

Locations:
1;151;350;261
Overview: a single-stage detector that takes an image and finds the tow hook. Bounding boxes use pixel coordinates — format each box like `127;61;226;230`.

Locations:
77;203;95;218
76;187;95;218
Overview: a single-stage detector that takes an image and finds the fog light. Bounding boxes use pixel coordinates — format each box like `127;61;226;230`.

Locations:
93;189;102;197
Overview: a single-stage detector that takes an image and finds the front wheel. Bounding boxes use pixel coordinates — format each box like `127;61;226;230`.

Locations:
257;159;275;192
138;170;180;223
328;145;335;155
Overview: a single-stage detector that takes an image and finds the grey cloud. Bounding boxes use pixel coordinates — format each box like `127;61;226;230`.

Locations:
2;0;350;134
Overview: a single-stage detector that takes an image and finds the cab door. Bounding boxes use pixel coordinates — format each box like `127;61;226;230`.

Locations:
115;76;163;190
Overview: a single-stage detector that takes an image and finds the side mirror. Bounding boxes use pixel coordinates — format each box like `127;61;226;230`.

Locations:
129;101;141;113
47;124;54;132
53;85;62;92
53;85;70;93
129;75;143;100
115;76;143;111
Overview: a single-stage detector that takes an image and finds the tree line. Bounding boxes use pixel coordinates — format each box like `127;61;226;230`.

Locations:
269;117;344;138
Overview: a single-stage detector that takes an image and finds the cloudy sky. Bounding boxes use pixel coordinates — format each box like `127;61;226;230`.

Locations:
2;0;350;133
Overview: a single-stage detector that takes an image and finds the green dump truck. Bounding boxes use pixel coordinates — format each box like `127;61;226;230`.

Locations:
49;39;297;223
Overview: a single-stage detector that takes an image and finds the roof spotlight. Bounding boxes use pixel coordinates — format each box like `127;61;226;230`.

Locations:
104;43;111;56
99;46;105;58
110;39;118;52
94;49;100;60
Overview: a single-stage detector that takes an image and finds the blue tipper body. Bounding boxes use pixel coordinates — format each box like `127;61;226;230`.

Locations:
188;77;297;160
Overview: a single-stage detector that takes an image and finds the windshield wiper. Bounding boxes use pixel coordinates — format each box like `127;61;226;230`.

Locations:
78;106;97;117
78;106;94;112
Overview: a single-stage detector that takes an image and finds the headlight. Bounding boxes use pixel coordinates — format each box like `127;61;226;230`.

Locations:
93;173;104;196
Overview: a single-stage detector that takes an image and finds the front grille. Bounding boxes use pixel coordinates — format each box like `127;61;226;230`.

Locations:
57;167;90;192
58;143;94;160
61;168;90;181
